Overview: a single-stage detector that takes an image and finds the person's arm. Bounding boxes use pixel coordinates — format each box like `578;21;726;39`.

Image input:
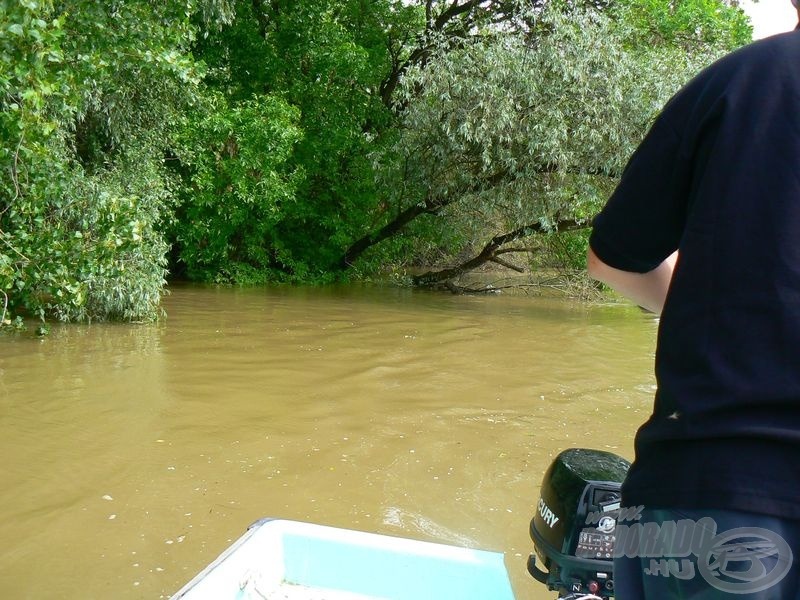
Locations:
587;247;678;315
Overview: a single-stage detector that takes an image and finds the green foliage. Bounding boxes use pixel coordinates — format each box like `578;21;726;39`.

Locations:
0;0;207;321
0;0;759;314
614;0;752;49
172;0;401;282
372;1;746;274
537;230;592;271
171;93;302;283
3;152;172;321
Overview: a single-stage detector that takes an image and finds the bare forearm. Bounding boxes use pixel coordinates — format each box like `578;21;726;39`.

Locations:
587;248;678;315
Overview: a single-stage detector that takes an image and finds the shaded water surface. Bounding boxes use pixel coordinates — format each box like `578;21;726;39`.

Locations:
0;285;658;599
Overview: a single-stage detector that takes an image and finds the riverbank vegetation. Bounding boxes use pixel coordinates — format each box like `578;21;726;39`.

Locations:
1;0;751;322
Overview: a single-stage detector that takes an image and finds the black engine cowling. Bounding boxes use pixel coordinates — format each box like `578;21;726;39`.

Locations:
528;448;631;599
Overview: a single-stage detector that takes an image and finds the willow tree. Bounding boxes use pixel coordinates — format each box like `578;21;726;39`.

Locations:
341;1;751;289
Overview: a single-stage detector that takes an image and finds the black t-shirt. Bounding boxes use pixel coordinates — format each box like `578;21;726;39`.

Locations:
590;30;800;519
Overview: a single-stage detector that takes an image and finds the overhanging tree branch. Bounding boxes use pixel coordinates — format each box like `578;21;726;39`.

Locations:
339;197;449;269
489;255;524;272
339;167;510;269
412;216;588;286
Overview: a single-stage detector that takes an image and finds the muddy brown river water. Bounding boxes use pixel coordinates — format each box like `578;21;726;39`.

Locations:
0;284;659;599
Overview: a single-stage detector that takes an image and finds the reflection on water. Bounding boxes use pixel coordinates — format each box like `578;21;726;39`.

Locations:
0;284;658;599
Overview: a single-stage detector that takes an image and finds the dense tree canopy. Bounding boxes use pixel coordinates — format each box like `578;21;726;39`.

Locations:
171;0;401;282
0;0;754;322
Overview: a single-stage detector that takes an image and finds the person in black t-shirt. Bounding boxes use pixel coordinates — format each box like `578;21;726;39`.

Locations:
588;3;800;598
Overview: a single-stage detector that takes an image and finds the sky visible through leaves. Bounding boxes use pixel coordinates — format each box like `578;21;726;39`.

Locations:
741;0;797;38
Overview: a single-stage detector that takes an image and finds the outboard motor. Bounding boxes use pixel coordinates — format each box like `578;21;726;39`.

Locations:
528;448;631;599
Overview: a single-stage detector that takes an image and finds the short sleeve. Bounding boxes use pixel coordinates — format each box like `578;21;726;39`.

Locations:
589;110;691;273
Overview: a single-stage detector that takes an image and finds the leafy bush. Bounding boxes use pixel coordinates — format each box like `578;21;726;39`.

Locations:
0;0;205;321
170;94;302;283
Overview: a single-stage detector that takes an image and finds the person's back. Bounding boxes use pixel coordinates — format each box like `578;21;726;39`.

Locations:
587;7;800;598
